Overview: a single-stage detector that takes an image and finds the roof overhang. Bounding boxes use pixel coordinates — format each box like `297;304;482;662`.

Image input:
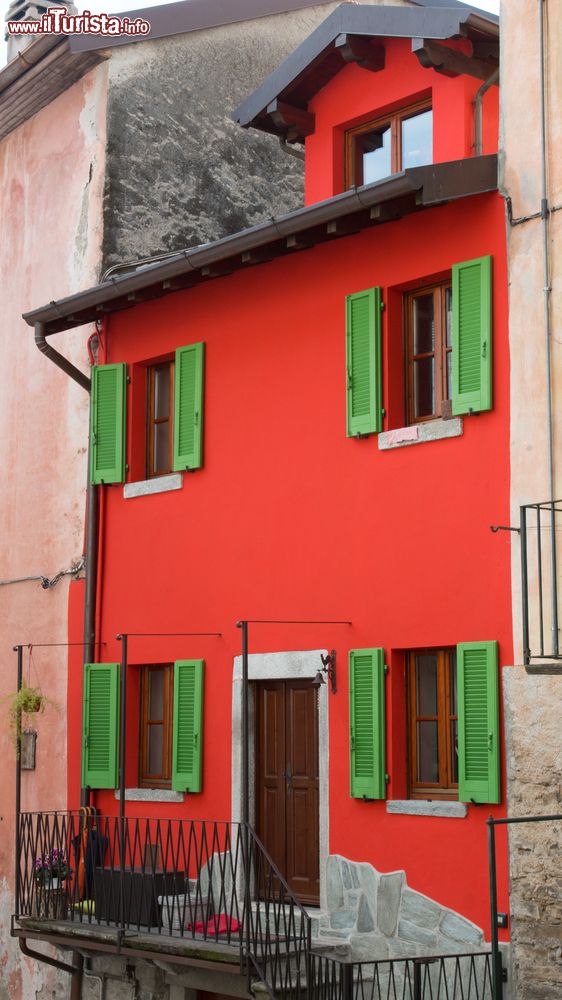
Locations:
232;3;499;142
0;35;108;142
24;154;498;337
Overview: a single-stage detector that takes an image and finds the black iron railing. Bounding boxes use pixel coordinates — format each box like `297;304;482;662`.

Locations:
520;500;562;663
309;952;494;1000
17;811;496;1000
16;811;311;1000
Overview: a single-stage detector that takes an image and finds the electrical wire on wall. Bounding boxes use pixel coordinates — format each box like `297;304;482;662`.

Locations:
0;555;85;590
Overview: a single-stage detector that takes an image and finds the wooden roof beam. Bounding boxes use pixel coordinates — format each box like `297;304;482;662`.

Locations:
412;38;499;82
335;33;385;73
267;99;315;139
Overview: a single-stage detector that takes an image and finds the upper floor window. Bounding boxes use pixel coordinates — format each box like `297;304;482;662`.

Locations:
146;361;175;478
406;280;452;424
345;102;432;189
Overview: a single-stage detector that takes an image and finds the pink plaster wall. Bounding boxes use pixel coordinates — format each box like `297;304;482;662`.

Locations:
0;63;108;999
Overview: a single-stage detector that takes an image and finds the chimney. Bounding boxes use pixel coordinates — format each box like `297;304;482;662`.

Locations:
5;0;78;62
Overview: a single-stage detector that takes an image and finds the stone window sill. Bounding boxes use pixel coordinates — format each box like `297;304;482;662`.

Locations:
114;788;184;803
378;418;463;451
387;800;467;819
123;473;182;499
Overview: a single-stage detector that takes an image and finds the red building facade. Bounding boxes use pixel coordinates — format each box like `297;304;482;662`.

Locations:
21;3;509;991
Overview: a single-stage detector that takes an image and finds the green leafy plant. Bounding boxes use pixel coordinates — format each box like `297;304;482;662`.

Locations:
4;682;54;746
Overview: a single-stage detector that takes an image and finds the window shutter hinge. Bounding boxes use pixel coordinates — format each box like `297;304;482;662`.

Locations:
126;376;131;384
384;664;388;674
380;301;385;311
385;773;390;783
381;408;386;418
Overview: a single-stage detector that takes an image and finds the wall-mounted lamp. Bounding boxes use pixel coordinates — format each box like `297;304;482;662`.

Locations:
312;650;337;694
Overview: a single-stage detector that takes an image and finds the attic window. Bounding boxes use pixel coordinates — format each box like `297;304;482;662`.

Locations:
345;101;432;188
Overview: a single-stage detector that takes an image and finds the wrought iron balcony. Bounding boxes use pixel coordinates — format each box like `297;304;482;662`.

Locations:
520;500;562;665
15;811;495;1000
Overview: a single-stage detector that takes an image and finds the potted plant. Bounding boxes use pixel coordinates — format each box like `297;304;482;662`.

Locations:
34;848;72;919
4;682;53;747
34;847;72;889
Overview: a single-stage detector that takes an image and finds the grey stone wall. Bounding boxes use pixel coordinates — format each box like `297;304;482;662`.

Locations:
503;668;562;1000
323;855;486;961
102;0;410;271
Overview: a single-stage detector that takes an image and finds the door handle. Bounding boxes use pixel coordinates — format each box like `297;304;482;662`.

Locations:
283;765;293;789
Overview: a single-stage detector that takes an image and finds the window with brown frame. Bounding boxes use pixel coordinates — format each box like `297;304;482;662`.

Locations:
405;280;452;424
407;649;458;800
139;665;173;788
345;102;432;189
146;361;174;478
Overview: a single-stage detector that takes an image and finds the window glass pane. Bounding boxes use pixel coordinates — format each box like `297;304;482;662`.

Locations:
154;366;171;420
148;724;164;774
451;720;459;784
149;670;165;720
416;721;439;784
402;109;432;170
153;422;170;473
416;654;438;715
446;350;452;401
413;294;434;354
414;357;435;418
449;652;457;713
361;124;392;184
445;287;452;348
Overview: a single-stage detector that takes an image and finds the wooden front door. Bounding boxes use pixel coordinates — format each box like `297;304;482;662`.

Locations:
255;680;320;906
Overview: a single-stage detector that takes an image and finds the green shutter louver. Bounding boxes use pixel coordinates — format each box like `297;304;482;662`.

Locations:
82;663;120;789
349;648;386;799
90;364;127;485
452;256;492;416
457;641;500;804
346;288;383;437
173;343;204;471
172;660;204;792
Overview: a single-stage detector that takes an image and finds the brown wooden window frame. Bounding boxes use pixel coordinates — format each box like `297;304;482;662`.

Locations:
146;360;175;479
345;99;432;189
139;664;173;789
405;279;452;425
407;648;458;801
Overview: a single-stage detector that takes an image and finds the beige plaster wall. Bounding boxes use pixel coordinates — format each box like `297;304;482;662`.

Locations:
0;63;108;1000
501;2;562;995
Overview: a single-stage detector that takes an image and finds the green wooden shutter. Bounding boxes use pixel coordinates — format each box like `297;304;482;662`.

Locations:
173;343;204;471
81;663;120;789
452;256;492;416
89;363;127;485
172;660;204;792
457;641;500;804
346;288;383;437
349;648;386;799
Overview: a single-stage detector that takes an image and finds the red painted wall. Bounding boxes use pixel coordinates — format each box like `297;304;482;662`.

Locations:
67;190;511;938
304;38;499;204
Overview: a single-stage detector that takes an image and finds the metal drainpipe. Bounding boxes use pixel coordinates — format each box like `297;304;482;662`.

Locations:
474;67;499;156
34;320;94;999
538;0;558;655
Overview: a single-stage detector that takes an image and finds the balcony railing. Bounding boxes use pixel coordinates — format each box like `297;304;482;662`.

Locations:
16;811;495;1000
520;500;562;663
17;811;311;1000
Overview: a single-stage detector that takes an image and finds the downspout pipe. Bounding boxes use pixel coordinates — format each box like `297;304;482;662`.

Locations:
19;937;79;976
34;321;91;392
538;0;558;655
474;67;499;156
33;320;94;999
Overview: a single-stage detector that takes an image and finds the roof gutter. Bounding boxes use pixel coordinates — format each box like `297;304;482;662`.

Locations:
24;156;498;336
